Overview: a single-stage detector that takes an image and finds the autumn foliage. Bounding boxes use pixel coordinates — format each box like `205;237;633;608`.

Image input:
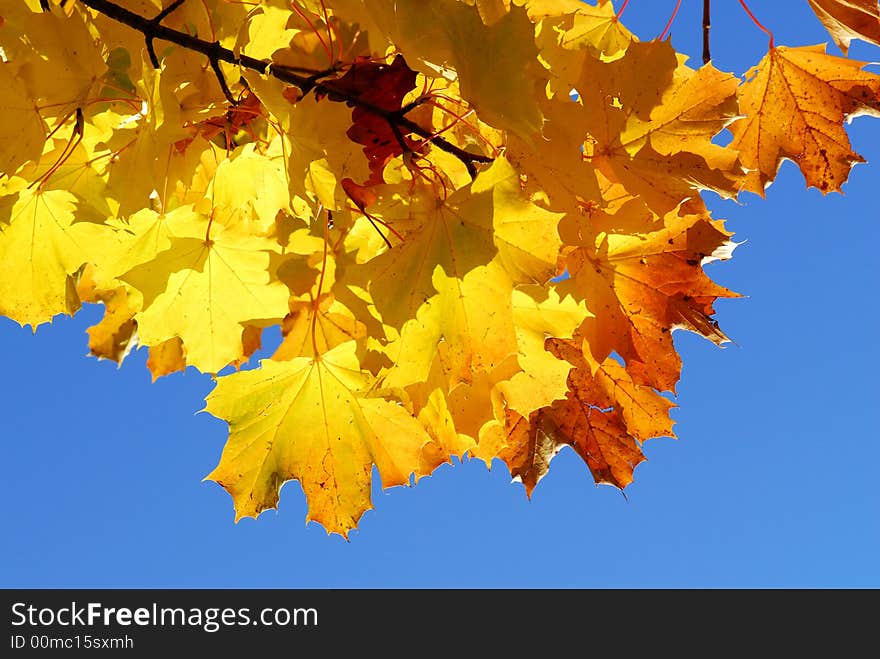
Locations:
2;0;878;536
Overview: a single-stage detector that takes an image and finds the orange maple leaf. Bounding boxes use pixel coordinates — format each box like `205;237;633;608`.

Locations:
492;335;674;495
558;198;738;392
729;44;880;194
808;0;880;54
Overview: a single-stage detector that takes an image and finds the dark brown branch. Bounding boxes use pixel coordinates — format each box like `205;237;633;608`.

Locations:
145;36;159;68
77;0;493;176
702;0;711;64
208;41;237;104
146;0;186;69
388;119;412;158
153;0;186;23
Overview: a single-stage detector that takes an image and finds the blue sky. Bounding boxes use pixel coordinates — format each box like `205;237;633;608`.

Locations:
2;1;878;588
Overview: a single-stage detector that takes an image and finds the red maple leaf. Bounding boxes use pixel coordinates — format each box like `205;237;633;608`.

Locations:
321;55;420;185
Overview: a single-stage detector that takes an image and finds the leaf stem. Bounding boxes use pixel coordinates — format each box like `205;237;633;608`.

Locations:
291;2;334;66
29;107;84;190
737;0;774;48
658;0;683;41
310;208;331;357
205;207;216;245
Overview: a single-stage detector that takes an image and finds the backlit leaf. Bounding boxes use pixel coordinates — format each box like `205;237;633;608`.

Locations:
808;0;880;54
205;341;434;537
729;44;880;194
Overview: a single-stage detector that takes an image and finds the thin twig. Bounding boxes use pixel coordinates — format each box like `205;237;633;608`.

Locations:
702;0;711;64
146;0;186;69
208;42;236;104
154;0;186;23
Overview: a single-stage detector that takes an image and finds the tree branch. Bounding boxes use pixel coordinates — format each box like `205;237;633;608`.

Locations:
77;0;493;176
146;0;183;67
702;0;711;65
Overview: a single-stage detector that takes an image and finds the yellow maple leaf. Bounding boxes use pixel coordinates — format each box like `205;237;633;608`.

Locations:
0;66;45;178
729;44;880;195
104;53;189;217
528;0;632;59
120;207;290;373
75;263;139;363
505;95;601;212
273;293;367;360
498;286;587;415
244;77;369;209
413;384;478;463
413;287;585;465
205;341;434;537
207;144;290;235
0;185;114;328
236;0;300;62
0;5;106;122
359;157;562;389
578;40;742;214
18;125;118;222
147;337;187;381
533;0;635;105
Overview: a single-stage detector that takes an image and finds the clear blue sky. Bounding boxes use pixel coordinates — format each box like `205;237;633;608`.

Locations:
2;2;878;588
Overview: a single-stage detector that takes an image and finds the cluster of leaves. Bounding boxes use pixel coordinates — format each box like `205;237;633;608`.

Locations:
2;0;879;536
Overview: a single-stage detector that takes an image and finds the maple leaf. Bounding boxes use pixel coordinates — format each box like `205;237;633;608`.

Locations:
505;95;601;212
0;5;107;122
272;293;367;360
321;54;420;186
207;143;290;233
205;341;434;537
0;66;46;178
75;264;139;363
236;1;300;62
498;286;587;416
479;326;674;495
119;206;290;373
244;76;369;210
808;0;880;54
103;53;189;216
558;198;738;392
146;337;187;381
729;44;880;194
575;40;742;214
356;157;562;390
528;0;632;59
0;185;114;328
